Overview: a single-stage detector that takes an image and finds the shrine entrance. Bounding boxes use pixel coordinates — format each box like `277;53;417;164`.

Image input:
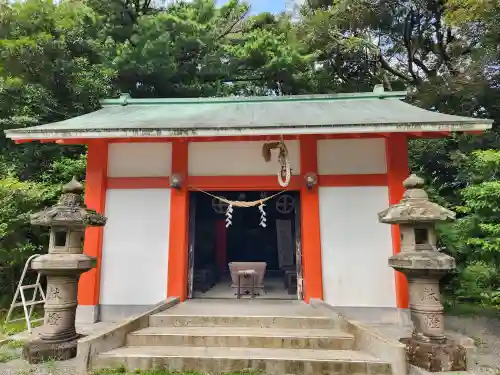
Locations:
188;190;301;300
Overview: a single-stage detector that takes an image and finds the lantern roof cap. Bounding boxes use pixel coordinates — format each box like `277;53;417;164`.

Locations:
30;178;106;228
378;174;456;224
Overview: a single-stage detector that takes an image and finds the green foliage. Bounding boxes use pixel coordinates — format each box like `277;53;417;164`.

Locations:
0;0;112;183
439;151;500;308
111;0;314;97
0;175;50;267
0;0;115;121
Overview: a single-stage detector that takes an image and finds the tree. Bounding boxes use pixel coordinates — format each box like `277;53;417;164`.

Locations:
0;0;114;181
86;0;162;43
0;0;113;306
299;0;500;309
111;0;315;97
303;0;476;86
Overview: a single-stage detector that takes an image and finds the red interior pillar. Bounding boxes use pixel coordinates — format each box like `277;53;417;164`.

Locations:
214;220;227;273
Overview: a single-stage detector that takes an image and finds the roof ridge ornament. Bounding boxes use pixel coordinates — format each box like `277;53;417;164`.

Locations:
373;84;385;94
119;92;131;106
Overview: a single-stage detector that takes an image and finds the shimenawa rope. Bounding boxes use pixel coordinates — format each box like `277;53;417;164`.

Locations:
191;135;291;227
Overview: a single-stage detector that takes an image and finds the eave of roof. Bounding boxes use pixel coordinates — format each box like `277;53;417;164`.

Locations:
4;86;494;141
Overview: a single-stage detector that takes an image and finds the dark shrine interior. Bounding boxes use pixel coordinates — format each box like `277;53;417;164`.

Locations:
191;190;299;297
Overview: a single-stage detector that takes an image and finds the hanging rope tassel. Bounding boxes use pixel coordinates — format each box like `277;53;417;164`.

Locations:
225;204;233;228
277;159;291;187
277;135;291;188
258;202;267;228
261;135;292;188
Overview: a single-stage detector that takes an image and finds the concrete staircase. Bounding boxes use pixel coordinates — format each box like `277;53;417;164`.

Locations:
92;300;392;374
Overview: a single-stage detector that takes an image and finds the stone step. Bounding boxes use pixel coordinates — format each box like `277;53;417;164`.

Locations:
149;312;337;329
93;345;392;375
126;326;355;350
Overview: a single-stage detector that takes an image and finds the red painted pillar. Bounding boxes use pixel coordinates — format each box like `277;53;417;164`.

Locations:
78;140;108;308
385;134;410;308
299;135;324;302
167;142;190;301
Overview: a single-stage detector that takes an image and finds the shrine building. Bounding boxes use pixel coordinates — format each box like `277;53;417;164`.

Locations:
4;86;493;323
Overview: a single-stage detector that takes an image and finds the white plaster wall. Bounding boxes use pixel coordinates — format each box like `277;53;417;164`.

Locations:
100;189;171;306
317;138;387;175
188;140;300;176
107;143;172;177
319;186;396;307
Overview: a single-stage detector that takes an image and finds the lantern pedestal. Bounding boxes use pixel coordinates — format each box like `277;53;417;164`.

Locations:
401;337;467;372
22;336;82;364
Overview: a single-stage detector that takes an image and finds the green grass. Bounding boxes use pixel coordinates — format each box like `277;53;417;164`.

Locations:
0;311;43;339
0;350;17;363
3;340;25;349
0;340;24;363
470;334;487;348
0;311;42;364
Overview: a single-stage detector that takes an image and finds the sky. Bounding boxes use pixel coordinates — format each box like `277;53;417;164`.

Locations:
216;0;301;14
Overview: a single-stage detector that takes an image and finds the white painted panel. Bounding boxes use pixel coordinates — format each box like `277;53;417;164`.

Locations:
188;140;300;176
108;143;172;177
317;138;387;175
100;189;171;305
319;186;396;307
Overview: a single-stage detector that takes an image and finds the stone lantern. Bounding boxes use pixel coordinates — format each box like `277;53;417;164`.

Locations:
23;177;106;363
378;174;466;372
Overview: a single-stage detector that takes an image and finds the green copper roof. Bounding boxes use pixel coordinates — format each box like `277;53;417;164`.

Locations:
4;86;493;140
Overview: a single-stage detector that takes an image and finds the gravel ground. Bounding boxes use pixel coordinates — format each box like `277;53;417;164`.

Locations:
0;356;78;375
445;315;500;374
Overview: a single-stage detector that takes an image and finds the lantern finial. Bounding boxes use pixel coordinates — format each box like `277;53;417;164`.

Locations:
62;176;83;194
403;174;425;189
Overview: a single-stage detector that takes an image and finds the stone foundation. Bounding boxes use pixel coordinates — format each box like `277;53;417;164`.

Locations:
401;337;467;372
23;335;83;364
